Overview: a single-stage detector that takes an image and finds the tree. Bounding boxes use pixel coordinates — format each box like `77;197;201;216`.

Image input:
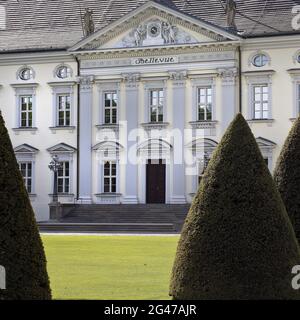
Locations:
0;113;51;300
274;116;300;244
170;114;300;300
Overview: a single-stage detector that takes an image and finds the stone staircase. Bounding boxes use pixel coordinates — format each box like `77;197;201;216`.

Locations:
38;204;190;234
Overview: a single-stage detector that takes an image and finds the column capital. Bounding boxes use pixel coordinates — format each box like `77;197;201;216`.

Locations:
217;67;238;86
122;73;141;89
169;70;187;87
77;75;95;91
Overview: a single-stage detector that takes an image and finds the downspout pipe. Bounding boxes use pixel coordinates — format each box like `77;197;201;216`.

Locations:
238;45;242;114
75;55;80;200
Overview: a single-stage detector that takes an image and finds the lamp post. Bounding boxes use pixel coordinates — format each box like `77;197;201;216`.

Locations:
48;155;62;204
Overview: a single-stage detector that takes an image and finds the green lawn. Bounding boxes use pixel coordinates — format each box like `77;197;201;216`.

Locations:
42;235;179;300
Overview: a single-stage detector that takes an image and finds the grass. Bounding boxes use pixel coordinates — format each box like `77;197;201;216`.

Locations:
42;235;179;300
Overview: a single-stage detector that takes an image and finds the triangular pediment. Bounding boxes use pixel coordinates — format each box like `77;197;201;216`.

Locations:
70;1;240;52
47;143;76;154
256;137;277;149
14;144;39;154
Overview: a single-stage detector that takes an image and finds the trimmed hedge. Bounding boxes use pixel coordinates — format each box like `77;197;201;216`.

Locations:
274;116;300;244
0;113;51;300
170;114;300;300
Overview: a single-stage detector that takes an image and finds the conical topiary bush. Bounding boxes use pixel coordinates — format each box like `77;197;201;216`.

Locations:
274;116;300;244
170;114;300;300
0;113;51;300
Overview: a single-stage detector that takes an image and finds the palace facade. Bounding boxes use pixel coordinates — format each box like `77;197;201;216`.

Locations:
0;0;299;221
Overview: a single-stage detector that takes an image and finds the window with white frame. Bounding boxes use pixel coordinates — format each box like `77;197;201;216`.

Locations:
57;94;71;126
19;162;32;193
197;87;212;121
150;89;164;122
19;95;33;127
297;83;300;114
103;161;117;193
57;161;70;194
104;92;118;124
253;84;269;119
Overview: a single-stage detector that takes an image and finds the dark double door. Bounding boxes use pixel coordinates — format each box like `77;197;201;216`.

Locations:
146;159;166;204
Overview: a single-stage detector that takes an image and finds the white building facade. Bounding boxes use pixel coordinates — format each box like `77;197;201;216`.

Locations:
0;1;300;221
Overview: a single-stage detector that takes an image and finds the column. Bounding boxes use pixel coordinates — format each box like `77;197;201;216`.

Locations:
169;70;187;204
218;67;238;132
78;75;94;203
122;73;140;204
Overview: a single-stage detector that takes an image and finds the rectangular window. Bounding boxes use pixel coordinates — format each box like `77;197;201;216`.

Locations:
19;162;32;193
57;95;71;126
150;89;164;122
57;161;70;194
198;87;212;121
298;84;300;114
20;96;33;128
253;85;269;119
103;161;117;193
104;92;118;124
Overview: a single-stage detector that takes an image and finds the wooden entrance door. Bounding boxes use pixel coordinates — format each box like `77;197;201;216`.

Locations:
146;159;166;204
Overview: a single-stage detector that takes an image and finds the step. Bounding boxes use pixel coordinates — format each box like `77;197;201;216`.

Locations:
38;222;177;234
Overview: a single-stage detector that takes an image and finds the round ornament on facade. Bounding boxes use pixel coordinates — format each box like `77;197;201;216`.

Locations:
56;65;70;79
252;54;268;67
19;67;33;80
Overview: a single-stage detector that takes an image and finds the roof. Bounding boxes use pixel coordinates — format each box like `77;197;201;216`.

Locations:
0;0;299;53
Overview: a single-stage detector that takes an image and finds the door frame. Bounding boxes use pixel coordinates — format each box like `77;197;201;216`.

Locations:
138;157;171;204
146;159;166;204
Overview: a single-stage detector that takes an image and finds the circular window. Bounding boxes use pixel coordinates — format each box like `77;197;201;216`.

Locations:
19;68;33;80
56;66;70;79
297;54;300;64
148;23;160;38
252;54;268;67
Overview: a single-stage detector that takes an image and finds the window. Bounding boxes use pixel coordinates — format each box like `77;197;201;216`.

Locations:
19;162;32;193
297;84;300;114
253;85;269;119
19;95;33;127
103;161;116;193
150;89;163;122
252;54;268;67
56;66;71;79
198;87;212;121
57;95;71;126
104;92;117;124
57;161;70;194
19;68;33;81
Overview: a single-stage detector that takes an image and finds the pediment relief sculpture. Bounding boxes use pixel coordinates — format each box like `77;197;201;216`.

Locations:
117;19;197;48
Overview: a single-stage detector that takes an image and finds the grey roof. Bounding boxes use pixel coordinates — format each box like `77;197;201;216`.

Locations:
0;0;299;53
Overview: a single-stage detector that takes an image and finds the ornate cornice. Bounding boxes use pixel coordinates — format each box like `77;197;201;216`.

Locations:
81;8;228;51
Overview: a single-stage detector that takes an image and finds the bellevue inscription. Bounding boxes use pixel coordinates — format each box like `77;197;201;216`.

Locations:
131;56;178;65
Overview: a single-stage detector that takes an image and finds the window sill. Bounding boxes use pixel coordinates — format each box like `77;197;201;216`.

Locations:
49;126;75;133
247;119;274;123
12;127;38;134
96;124;119;131
141;122;169;130
95;193;122;197
49;193;75;198
189;121;218;129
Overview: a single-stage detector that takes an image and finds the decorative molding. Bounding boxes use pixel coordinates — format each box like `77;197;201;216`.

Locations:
218;67;238;85
73;3;234;51
122;72;141;89
77;75;95;91
141;122;170;131
47;143;77;154
189;121;218;130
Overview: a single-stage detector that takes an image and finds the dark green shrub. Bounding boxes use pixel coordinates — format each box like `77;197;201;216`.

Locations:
0;113;51;300
170;114;300;300
274;116;300;244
